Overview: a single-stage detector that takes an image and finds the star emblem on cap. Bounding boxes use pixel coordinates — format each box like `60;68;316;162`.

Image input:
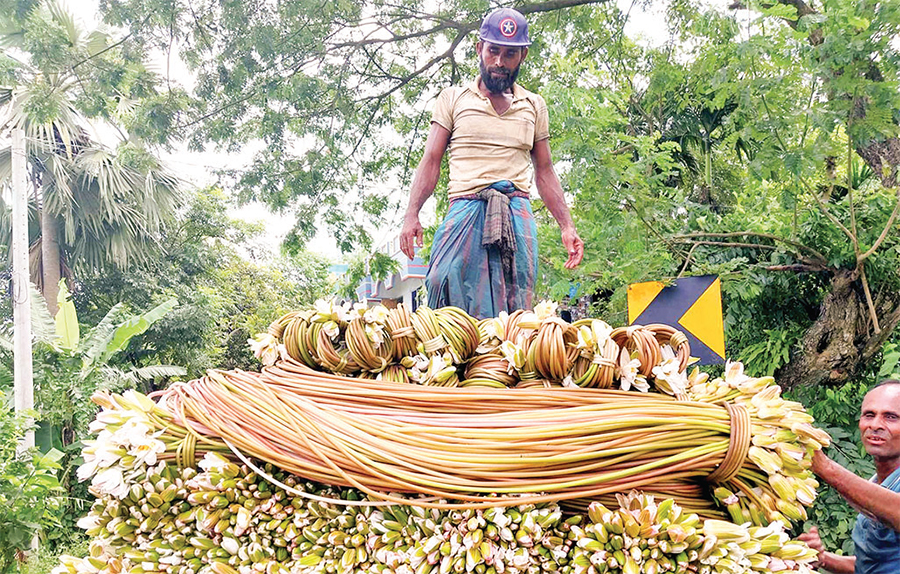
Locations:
499;18;517;37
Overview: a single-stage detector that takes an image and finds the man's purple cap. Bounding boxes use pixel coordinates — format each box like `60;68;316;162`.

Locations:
479;8;531;47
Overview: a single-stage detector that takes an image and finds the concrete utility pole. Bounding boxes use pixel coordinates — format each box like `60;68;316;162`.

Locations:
11;126;34;450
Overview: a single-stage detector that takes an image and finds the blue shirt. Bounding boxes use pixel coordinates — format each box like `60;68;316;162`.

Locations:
852;466;900;574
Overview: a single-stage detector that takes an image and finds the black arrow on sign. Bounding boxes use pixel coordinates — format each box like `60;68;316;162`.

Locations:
630;275;723;365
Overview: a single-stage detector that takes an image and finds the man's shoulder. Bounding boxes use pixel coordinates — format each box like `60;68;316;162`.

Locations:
436;85;474;109
439;85;468;97
514;84;546;106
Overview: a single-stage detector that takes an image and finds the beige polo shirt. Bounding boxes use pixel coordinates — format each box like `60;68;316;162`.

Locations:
431;77;550;200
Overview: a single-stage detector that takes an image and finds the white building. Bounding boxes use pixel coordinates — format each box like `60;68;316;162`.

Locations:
355;237;427;310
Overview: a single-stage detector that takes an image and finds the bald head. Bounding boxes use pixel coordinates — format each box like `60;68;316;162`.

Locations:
859;382;900;470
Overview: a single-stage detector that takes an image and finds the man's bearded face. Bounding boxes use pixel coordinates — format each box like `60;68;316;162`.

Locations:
479;55;521;94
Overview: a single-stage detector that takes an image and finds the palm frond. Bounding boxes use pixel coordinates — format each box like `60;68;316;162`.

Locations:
47;0;78;49
0;145;11;185
83;30;111;58
125;365;187;381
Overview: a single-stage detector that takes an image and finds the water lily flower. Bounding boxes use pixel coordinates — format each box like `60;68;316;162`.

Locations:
314;298;335;321
516;312;540;330
618;356;649;392
499;341;526;374
127;436;166;468
365;323;386;348
365;304;390;324
248;332;279;366
534;300;558;321
88;410;128;434
576;325;594;351
723;360;752;388
78;439;125;481
91;466;129;499
591;320;613;346
76;514;101;531
322;320;340;340
748;446;783;474
652;345;688;396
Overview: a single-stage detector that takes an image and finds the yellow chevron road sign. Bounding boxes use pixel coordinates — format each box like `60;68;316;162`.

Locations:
627;275;725;364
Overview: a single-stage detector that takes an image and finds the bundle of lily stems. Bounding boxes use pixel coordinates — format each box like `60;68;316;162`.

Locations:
64;300;830;574
253;300;690;392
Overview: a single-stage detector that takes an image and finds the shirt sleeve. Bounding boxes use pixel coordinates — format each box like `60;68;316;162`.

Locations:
533;94;550;142
431;88;456;132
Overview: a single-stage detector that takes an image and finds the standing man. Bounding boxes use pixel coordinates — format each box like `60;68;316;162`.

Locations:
399;7;584;319
798;379;900;573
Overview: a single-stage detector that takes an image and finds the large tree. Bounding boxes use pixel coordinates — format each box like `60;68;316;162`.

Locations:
98;0;612;253
0;0;183;312
535;0;900;390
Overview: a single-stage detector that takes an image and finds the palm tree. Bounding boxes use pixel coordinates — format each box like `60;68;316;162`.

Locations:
0;1;181;313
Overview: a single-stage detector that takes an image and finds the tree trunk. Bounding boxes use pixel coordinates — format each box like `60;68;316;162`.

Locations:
778;269;900;391
768;0;900;390
40;179;61;317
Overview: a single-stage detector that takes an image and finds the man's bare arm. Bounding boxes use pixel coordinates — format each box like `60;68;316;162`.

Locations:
813;450;900;531
400;123;451;260
531;138;584;269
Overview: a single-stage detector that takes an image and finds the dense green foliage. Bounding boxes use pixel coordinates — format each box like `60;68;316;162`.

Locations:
73;187;334;375
0;391;64;574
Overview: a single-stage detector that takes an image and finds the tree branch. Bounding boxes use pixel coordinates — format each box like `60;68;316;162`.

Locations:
676;243;698;278
765;263;829;273
859;186;900;262
858;261;881;333
671;231;828;264
673;240;778;251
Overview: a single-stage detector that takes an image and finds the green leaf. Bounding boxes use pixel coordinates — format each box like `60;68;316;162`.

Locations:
760;3;798;20
54;279;79;350
101;298;178;363
847;16;870;30
33;422;63;454
38;447;65;465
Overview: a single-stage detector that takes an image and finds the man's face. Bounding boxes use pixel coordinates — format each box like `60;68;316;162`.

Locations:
859;384;900;464
477;41;527;94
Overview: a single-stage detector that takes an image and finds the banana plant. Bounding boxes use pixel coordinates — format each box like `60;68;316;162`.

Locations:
0;280;185;451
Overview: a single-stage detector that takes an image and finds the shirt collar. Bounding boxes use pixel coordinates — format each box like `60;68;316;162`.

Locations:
467;76;526;102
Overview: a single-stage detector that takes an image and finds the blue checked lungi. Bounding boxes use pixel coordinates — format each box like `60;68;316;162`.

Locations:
425;181;538;319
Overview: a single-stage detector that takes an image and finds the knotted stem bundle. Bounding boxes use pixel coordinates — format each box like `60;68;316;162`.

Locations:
146;358;827;524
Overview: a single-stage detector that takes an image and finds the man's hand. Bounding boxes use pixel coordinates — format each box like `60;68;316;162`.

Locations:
797;526;825;564
562;226;584;269
797;526;855;574
400;216;423;260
